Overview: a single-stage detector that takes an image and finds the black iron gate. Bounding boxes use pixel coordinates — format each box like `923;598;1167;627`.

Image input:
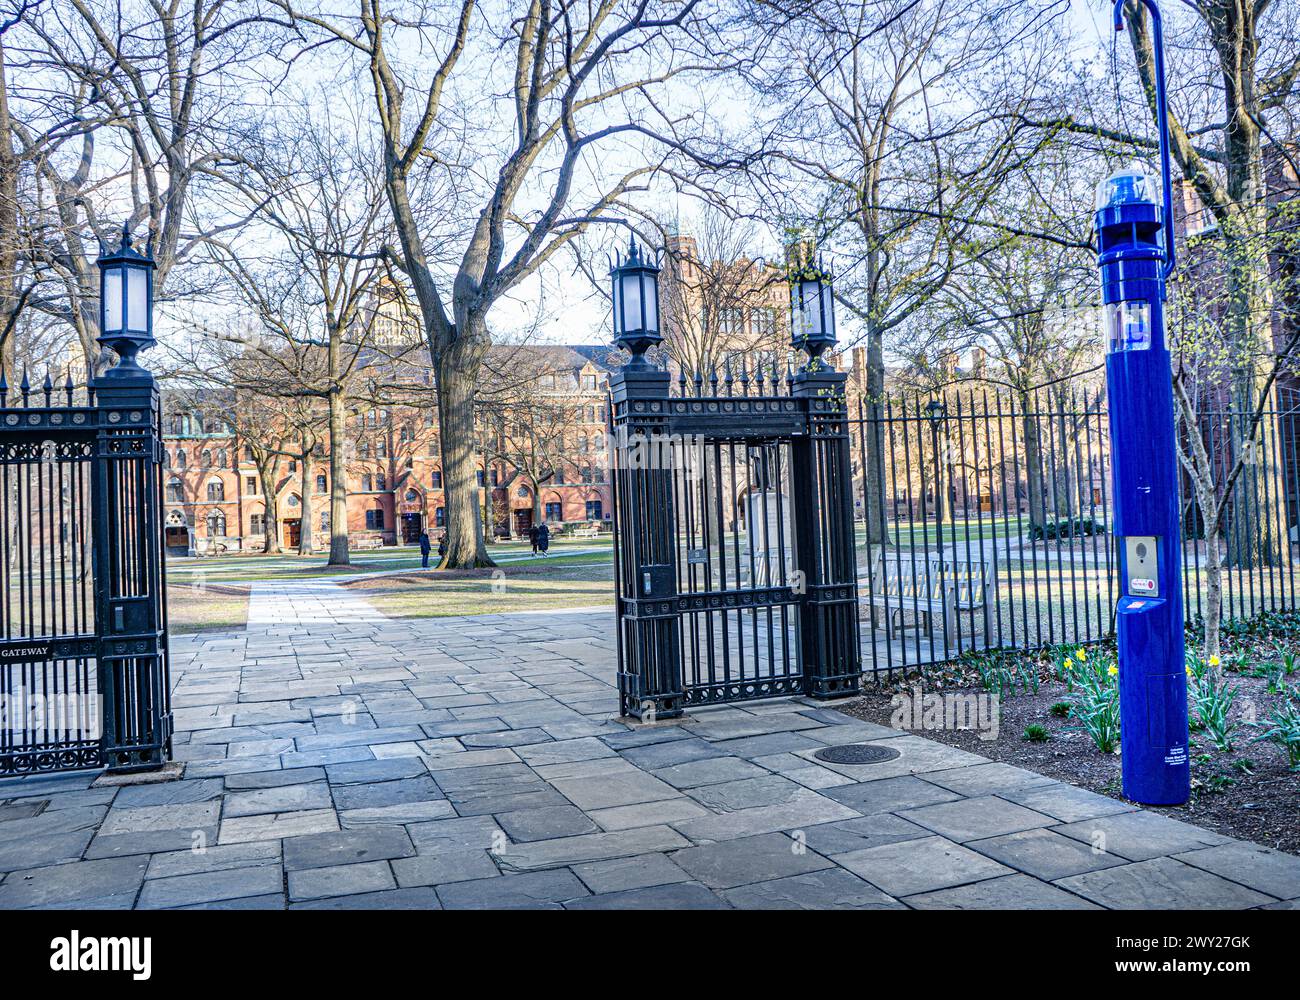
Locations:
0;370;171;776
611;357;861;718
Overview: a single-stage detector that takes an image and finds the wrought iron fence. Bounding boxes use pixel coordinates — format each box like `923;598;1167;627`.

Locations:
850;381;1300;679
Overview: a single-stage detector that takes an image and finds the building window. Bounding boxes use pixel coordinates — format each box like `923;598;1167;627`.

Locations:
405;489;418;502
376;474;387;491
359;442;370;459
316;474;327;494
435;507;445;527
320;512;329;531
166;479;183;503
545;501;563;521
554;467;565;485
200;449;212;469
250;513;265;535
476;469;485;487
490;468;499;487
517;485;529;499
287;494;300;508
595;465;607;484
431;469;443;489
207;480;225;502
578;434;588;453
288;459;297;473
427;438;439;457
217;449;228;468
585;500;603;521
580;466;593;484
174;449;186;469
362;474;373;492
207;511;227;537
244;446;254;463
245;477;258;495
365;509;385;531
719;307;743;336
753;306;776;339
376;438;387;458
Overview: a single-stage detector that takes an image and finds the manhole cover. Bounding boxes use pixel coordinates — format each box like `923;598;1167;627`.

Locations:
814;744;900;765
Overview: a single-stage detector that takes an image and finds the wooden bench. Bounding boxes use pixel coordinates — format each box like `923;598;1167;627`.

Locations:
351;535;384;551
859;548;995;637
860;551;954;638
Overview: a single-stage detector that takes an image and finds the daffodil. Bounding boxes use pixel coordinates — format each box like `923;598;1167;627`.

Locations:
1075;649;1087;663
1209;655;1220;668
1107;665;1118;677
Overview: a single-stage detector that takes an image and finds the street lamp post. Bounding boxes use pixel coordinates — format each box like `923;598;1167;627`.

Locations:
1099;0;1189;805
925;398;946;534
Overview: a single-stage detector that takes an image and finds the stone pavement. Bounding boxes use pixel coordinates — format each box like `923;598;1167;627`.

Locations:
1;580;1297;910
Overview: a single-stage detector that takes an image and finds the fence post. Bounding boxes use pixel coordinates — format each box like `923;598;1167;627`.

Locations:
610;363;684;720
92;370;172;772
791;363;862;698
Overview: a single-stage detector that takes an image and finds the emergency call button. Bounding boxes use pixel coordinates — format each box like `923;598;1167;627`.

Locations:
1131;578;1156;593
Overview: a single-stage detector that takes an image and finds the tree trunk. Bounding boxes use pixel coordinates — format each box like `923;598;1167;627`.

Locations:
862;320;887;547
327;388;350;566
1203;518;1224;663
0;37;19;376
1019;390;1047;534
298;445;313;556
435;328;494;569
256;458;281;555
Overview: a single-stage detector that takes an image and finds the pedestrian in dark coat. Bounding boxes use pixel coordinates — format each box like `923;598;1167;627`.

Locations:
418;530;432;568
536;522;550;556
438;532;448;558
528;524;539;555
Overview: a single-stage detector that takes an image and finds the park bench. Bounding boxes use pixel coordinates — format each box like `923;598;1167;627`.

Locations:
351;535;384;551
860;548;994;637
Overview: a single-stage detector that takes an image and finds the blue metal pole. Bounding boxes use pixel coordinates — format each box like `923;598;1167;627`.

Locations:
1098;0;1190;804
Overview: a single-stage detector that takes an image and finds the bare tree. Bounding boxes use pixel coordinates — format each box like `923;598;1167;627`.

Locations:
210;105;406;565
277;0;736;567
5;0;293;369
749;0;1068;544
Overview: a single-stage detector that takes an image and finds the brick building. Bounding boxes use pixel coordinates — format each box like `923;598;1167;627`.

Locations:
160;344;617;556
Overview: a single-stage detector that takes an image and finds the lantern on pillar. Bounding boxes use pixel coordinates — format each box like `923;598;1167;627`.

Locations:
97;222;157;377
609;235;661;368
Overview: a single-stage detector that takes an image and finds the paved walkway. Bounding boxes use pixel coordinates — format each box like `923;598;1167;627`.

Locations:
1;581;1297;909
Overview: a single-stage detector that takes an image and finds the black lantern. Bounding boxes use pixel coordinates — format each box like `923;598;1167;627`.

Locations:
610;235;661;368
97;222;156;377
925;398;946;428
788;255;837;362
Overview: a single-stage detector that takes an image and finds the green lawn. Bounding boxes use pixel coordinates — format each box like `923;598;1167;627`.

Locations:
164;537;614;584
350;563;614;619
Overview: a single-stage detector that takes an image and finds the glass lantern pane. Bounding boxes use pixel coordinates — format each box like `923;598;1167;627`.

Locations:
820;281;836;339
621;273;642;332
800;279;822;336
102;268;123;333
643;274;658;333
611;279;622;336
126;265;148;331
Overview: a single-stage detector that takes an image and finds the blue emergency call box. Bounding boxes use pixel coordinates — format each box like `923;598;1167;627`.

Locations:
1097;166;1190;805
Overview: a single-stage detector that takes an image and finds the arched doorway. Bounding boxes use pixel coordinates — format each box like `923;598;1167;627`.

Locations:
283;494;302;548
164;509;191;555
400;487;424;543
512;484;533;537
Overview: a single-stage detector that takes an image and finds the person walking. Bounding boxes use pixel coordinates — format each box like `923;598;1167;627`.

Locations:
418;530;432;569
528;523;539;555
437;532;448;559
536;521;550;557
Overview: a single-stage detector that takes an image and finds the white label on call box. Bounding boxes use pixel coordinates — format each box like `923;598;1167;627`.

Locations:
1131;578;1156;593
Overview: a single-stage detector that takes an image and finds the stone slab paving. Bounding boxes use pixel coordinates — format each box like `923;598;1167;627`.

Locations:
1;578;1298;910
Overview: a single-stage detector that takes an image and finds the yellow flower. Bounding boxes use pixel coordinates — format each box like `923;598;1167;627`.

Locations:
1185;667;1193;678
1075;649;1087;663
1209;655;1220;668
1107;665;1118;677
